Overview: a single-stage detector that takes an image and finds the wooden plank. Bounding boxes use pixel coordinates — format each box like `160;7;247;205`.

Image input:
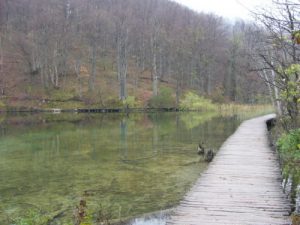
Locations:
166;114;291;225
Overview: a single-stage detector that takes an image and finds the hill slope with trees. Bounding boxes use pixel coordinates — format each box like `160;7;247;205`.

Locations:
0;0;268;110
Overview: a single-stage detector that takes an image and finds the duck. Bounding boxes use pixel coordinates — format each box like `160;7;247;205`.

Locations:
204;149;215;162
197;142;205;155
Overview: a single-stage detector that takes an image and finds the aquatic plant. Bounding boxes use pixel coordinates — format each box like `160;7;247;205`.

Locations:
12;209;49;225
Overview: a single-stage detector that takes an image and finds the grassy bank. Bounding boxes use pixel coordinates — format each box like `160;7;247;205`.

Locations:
0;86;273;114
218;104;275;119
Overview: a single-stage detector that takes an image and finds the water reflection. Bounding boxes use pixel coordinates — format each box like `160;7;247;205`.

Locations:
130;218;165;225
282;161;300;214
120;118;128;161
0;112;241;224
128;210;170;225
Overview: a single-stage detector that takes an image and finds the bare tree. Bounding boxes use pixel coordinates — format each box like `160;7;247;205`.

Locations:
0;0;270;106
254;0;300;120
151;16;160;96
114;2;130;101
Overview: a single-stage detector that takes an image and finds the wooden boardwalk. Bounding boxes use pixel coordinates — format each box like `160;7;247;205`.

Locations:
167;114;291;225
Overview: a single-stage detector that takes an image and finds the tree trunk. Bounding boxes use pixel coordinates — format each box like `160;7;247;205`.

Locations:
0;34;4;95
152;33;158;96
262;70;275;108
206;66;212;95
74;59;82;99
270;69;282;115
229;51;237;101
89;45;96;91
117;28;128;101
176;79;180;107
152;51;158;96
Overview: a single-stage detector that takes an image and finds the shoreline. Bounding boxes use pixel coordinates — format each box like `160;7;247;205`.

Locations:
0;107;182;114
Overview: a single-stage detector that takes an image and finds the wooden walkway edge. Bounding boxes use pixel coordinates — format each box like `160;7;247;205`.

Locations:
167;114;291;225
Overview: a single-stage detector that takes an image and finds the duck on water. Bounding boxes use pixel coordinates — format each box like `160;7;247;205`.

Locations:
197;142;215;162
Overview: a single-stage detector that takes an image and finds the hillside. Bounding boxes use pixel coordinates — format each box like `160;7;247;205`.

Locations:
0;0;269;110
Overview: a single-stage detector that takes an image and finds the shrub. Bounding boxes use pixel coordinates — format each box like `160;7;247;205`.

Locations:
122;95;141;108
103;97;123;108
179;91;217;111
148;87;175;108
0;100;5;110
210;86;227;103
277;129;300;159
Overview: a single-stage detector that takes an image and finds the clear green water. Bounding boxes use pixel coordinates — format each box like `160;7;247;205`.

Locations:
0;112;241;224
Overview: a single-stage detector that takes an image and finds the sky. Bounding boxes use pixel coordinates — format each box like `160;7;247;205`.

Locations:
172;0;272;21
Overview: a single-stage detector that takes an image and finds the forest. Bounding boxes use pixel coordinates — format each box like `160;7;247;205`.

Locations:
0;0;271;110
0;0;300;224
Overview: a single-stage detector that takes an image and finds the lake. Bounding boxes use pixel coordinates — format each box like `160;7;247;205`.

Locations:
0;112;243;224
